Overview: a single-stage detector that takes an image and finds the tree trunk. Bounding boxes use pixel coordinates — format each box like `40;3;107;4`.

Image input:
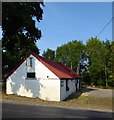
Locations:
105;65;108;87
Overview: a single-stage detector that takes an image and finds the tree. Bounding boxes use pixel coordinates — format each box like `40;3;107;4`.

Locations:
2;2;44;76
109;41;114;87
55;40;86;74
2;2;44;43
41;38;113;88
42;48;55;61
111;41;114;79
102;40;112;87
85;38;105;86
85;37;113;87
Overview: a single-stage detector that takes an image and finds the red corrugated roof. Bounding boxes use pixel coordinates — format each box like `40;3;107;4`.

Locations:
5;51;80;79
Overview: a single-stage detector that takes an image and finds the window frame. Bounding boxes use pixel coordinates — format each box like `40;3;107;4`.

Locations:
26;72;36;79
61;80;64;87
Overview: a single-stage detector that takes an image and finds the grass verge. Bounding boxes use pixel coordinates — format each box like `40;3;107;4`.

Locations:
1;82;113;112
2;92;113;112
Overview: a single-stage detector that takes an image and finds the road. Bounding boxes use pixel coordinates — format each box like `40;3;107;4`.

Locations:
1;102;113;118
82;86;113;98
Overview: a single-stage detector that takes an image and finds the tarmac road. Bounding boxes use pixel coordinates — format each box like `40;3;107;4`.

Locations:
1;102;113;118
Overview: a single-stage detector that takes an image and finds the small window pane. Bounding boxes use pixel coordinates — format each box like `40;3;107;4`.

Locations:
27;72;35;78
66;80;69;91
30;57;32;67
61;81;64;87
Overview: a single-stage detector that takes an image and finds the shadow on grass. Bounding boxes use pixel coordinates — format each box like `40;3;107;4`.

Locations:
64;90;82;101
82;86;98;93
1;81;98;102
64;86;97;101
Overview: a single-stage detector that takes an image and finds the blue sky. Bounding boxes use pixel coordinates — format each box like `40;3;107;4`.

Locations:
0;2;112;55
35;2;112;55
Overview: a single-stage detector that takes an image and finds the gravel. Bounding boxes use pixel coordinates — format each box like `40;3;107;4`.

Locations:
82;86;113;98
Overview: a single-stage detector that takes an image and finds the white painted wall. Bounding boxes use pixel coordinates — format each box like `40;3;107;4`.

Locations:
77;79;80;90
6;54;80;101
60;79;79;101
6;56;39;98
60;80;66;100
6;54;60;101
34;56;58;79
39;79;60;101
66;80;76;97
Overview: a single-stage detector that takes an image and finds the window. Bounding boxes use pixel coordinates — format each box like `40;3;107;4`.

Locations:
75;79;78;91
29;57;33;67
61;81;64;87
26;57;33;67
27;72;36;78
66;80;69;91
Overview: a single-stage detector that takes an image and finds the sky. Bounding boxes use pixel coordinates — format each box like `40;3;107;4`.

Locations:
35;2;112;55
0;2;112;55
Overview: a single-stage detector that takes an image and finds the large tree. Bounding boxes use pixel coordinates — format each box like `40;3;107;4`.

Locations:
42;38;113;88
110;41;114;86
84;38;113;87
2;2;44;76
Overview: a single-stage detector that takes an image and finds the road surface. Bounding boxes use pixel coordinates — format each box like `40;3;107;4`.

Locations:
1;102;113;118
82;86;113;98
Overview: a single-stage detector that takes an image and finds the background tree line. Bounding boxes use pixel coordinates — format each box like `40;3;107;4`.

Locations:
2;2;114;88
42;38;114;88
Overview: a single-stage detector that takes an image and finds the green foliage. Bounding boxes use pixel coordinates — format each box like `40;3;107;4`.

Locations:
85;38;114;87
2;2;113;88
55;40;85;73
44;38;114;88
2;2;44;42
2;2;44;76
42;48;55;61
111;41;114;81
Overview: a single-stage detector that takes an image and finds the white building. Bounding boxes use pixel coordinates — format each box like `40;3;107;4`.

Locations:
6;52;80;101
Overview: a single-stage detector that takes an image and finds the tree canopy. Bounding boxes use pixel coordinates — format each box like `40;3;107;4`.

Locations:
2;2;44;76
42;48;55;61
43;38;114;88
55;40;86;74
2;2;113;88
